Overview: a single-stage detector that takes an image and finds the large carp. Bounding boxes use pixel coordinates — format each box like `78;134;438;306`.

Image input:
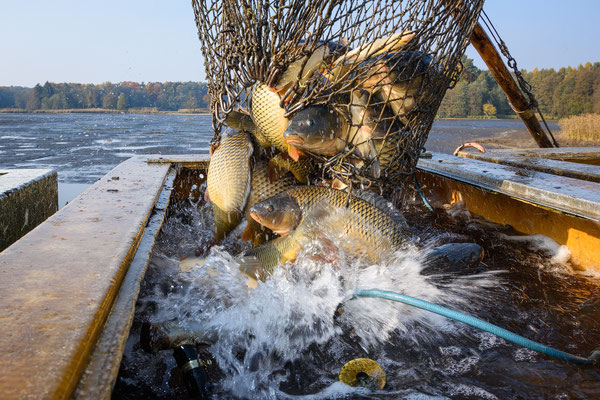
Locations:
206;130;253;242
244;186;411;274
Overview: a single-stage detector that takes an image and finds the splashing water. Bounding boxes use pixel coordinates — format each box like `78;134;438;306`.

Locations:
114;196;600;399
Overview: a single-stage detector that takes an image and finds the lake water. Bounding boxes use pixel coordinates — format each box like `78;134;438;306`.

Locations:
0;113;558;206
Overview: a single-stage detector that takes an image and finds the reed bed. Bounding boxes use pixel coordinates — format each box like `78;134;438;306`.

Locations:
558;113;600;142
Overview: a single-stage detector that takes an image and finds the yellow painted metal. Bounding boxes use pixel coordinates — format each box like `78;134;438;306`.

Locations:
417;171;600;272
0;157;170;399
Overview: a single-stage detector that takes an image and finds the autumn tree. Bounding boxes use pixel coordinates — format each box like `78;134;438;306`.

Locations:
102;93;117;109
117;93;128;111
483;103;496;118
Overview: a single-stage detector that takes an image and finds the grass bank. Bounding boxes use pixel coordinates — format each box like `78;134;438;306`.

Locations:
558;114;600;143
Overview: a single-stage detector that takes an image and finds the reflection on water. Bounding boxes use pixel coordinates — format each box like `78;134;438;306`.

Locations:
58;182;91;207
114;195;600;400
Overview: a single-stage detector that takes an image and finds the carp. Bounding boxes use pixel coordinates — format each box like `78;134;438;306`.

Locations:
242;160;298;247
206;130;253;242
247;186;411;272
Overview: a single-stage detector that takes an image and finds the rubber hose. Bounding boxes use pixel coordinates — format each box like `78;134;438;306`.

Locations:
353;289;598;365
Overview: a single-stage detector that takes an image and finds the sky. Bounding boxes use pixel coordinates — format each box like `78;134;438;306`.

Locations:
1;0;599;87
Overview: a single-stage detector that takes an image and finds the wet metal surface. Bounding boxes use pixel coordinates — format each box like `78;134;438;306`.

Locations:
73;170;177;400
0;157;169;399
417;153;600;271
458;147;600;183
418;153;600;221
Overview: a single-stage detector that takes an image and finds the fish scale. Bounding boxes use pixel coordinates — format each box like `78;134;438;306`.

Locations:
250;83;289;153
206;131;253;240
285;186;409;251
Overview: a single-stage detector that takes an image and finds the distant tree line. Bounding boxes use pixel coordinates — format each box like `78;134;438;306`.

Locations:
1;57;599;117
438;56;600;118
0;81;210;111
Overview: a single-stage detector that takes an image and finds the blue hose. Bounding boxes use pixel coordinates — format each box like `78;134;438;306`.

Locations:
353;289;598;366
413;175;434;212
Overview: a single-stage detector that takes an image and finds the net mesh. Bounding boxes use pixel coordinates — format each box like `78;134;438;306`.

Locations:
192;0;484;199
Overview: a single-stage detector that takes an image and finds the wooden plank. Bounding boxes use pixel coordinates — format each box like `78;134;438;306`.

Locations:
73;170;177;399
0;157;170;399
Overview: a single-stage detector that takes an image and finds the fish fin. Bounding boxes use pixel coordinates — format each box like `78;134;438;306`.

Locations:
331;178;348;191
241;224;254;242
368;158;381;179
225;110;256;134
238;256;264;280
352;190;408;230
242;220;269;247
212;205;242;243
288;145;301;161
267;157;287;183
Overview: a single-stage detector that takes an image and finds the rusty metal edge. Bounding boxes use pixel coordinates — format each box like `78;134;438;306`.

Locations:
72;168;178;399
146;155;210;169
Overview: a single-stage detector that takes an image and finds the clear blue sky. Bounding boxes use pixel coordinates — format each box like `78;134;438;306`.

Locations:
1;0;599;87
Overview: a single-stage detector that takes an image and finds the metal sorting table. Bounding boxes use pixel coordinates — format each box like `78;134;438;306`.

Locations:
0;156;211;399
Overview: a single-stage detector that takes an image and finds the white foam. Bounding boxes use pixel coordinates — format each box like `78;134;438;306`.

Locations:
499;233;571;266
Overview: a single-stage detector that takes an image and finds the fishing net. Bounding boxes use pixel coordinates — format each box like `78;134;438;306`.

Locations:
192;0;484;200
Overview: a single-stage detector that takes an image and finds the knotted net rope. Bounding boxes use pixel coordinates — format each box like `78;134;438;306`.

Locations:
192;0;484;200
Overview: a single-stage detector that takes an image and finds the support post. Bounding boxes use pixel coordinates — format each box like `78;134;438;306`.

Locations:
469;22;557;148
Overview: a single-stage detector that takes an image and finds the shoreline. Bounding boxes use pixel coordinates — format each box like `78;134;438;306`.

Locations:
0;109;527;120
0;108;211;115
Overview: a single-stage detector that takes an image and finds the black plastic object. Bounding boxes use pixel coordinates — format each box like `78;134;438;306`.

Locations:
421;242;484;275
172;344;209;399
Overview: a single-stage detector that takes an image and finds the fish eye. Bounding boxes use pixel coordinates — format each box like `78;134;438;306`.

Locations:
267;204;274;213
306;119;313;127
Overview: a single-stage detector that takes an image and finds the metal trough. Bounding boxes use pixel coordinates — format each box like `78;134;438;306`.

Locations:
0;150;598;399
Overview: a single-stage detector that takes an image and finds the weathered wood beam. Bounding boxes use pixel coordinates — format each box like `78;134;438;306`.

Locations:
470;22;557;148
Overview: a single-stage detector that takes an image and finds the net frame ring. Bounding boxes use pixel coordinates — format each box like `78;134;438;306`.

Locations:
338;358;386;389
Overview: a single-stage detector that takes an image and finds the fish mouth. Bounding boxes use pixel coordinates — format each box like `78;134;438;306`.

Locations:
249;210;262;224
285;136;305;146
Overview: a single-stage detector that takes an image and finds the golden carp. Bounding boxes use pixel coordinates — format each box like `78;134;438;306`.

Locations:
283;92;400;178
206;130;253;241
242;160;297;247
275;41;348;93
249;82;292;154
249;186;410;266
224;107;313;183
358;51;434;122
